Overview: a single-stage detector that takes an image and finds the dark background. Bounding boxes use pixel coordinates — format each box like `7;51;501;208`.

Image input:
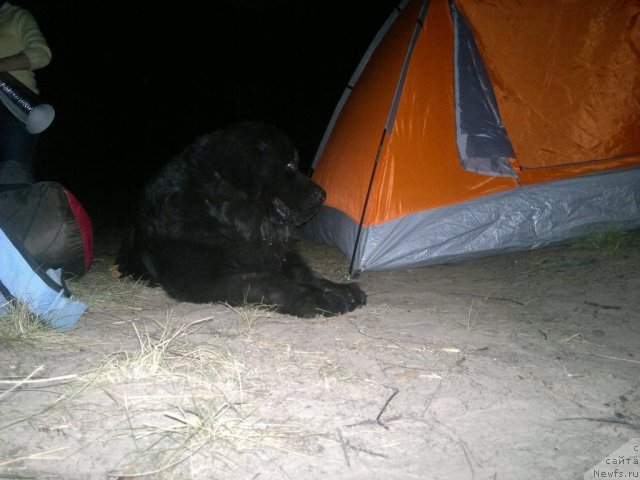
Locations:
17;0;397;229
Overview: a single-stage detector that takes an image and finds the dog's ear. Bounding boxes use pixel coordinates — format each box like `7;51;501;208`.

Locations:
185;133;225;179
190;134;214;161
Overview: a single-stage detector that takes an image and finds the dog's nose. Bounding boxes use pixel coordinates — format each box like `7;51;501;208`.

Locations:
312;186;327;204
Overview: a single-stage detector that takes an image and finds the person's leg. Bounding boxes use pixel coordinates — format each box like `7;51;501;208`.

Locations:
0;106;39;185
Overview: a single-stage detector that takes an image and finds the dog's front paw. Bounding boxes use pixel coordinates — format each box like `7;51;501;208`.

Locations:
280;282;366;318
321;282;366;316
294;282;366;317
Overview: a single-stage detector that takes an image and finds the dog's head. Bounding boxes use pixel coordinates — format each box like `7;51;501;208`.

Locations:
192;122;326;226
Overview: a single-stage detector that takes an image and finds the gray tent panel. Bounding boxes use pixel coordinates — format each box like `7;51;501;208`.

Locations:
450;0;516;177
305;168;640;273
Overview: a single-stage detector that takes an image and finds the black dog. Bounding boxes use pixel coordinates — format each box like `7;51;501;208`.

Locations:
116;121;366;317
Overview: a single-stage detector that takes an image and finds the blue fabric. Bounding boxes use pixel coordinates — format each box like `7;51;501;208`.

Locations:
449;0;516;177
0;227;87;330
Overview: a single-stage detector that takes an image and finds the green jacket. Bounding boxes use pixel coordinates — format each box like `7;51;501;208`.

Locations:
0;3;51;93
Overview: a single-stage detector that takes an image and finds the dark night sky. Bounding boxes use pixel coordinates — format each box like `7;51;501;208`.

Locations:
18;0;397;228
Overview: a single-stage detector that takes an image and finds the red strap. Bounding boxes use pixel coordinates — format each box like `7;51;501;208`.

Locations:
62;188;94;272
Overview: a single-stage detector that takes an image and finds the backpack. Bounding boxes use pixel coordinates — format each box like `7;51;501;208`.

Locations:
0;227;87;330
0;182;93;329
0;182;94;277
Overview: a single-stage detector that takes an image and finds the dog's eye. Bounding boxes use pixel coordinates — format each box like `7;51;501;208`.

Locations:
286;161;297;172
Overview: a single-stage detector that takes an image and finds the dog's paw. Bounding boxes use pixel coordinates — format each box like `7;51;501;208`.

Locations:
284;282;366;318
321;282;367;316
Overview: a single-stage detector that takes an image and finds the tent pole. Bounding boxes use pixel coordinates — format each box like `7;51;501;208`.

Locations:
347;0;431;277
311;2;409;172
348;130;387;278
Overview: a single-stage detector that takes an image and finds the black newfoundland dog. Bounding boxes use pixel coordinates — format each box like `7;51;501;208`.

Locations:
116;121;366;317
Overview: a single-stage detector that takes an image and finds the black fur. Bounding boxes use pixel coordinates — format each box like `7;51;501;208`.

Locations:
116;121;366;317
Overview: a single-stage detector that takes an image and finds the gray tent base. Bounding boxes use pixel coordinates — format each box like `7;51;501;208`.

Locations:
304;167;640;275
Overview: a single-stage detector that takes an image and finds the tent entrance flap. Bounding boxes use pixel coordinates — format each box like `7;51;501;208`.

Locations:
450;0;516;178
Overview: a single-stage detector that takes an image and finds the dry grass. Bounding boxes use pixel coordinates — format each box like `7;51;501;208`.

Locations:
67;258;156;311
222;302;279;335
90;316;236;385
0;300;77;349
84;319;303;476
576;229;640;254
0;314;307;477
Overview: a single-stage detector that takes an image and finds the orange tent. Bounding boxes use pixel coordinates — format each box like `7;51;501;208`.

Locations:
306;0;640;274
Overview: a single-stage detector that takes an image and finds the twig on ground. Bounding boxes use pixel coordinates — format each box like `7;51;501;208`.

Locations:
376;388;399;428
0;365;45;400
557;417;640;431
0;447;68;467
560;333;581;344
336;428;350;468
588;353;640;364
346;387;401;429
421;379;443;417
584;301;621;310
447;292;524;306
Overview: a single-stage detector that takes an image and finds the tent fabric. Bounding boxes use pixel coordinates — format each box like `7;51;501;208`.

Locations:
311;0;518;227
458;0;640;176
309;168;640;273
305;0;640;274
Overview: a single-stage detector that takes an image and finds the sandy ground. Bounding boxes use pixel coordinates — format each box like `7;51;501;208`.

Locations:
1;229;639;479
